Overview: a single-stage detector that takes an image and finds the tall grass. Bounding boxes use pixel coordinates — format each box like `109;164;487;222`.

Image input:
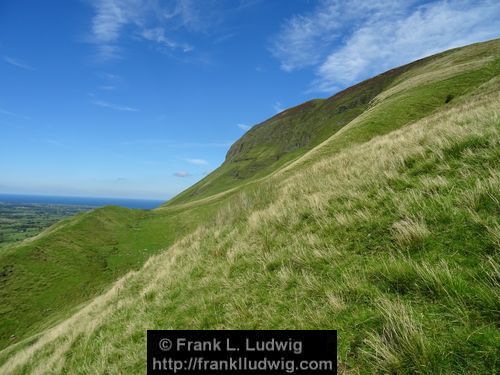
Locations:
1;78;498;374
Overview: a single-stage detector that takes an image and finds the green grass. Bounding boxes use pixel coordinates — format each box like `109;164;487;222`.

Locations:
0;39;499;374
0;203;91;248
167;39;499;205
166;52;422;205
0;202;225;350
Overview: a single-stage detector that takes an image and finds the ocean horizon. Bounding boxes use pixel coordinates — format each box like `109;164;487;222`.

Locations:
0;193;165;209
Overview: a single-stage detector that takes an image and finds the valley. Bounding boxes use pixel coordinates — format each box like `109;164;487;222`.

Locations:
0;39;499;374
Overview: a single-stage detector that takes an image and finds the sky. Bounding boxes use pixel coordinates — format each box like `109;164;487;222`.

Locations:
1;0;499;200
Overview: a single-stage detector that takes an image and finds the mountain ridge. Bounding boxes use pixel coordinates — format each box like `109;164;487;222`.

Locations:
1;38;499;374
167;40;497;206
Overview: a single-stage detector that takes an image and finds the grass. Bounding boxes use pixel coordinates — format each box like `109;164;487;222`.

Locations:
168;39;499;205
0;202;226;350
166;48;423;206
3;88;498;374
0;203;91;248
0;39;499;374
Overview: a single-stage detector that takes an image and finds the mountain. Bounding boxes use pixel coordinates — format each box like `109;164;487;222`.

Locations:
167;51;442;205
1;39;499;374
167;40;498;205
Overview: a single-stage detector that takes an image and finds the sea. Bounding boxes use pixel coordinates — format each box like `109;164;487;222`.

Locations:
0;194;164;209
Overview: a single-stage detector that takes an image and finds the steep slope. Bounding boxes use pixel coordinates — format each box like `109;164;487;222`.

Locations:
0;202;225;350
167;39;498;205
166;60;417;205
2;72;498;374
0;39;498;373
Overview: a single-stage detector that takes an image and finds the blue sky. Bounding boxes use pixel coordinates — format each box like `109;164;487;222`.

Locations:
1;0;499;199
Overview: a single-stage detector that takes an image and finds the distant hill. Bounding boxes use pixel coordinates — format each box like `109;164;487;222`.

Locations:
0;39;499;374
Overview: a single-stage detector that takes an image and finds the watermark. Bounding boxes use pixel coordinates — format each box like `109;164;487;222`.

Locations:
148;330;337;374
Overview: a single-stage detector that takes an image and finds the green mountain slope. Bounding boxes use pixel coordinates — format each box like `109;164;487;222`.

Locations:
0;39;499;374
167;39;499;205
0;201;226;350
166;62;420;205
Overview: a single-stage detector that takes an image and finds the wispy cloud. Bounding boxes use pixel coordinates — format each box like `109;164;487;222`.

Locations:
91;99;139;112
141;27;193;52
273;101;284;114
89;0;162;60
87;0;228;60
174;171;190;177
3;56;34;70
0;106;30;120
87;0;260;60
237;123;251;130
272;0;500;93
184;158;208;165
95;44;122;61
0;107;18;117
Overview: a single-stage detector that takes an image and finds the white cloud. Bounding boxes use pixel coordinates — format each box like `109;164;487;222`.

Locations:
273;101;284;114
88;0;247;60
270;0;408;72
99;72;121;81
237;123;251;130
174;171;190;177
141;27;177;48
91;0;135;43
184;158;208;165
272;0;500;93
141;27;193;52
89;0;188;59
89;0;142;59
3;56;34;70
91;100;139;112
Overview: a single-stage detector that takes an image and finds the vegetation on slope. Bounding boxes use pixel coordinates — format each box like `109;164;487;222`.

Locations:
167;59;415;205
2;83;498;374
0;203;91;248
0;202;225;350
167;39;498;205
0;39;498;373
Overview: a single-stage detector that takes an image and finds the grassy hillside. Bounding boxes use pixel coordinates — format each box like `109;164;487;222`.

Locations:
0;202;226;350
0;203;91;248
166;40;498;205
166;58;417;205
0;39;499;373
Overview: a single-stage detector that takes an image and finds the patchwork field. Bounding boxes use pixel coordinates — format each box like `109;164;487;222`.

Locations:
0;203;92;248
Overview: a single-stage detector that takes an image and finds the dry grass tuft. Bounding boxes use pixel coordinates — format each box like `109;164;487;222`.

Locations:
392;217;430;247
363;299;429;373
